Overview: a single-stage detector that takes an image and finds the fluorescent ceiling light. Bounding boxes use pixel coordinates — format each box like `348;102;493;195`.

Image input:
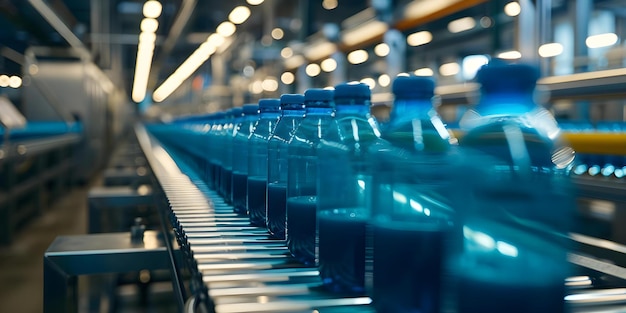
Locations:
341;20;388;47
504;2;521;17
439;62;460;76
320;58;337;72
586;33;618;49
229;6;251;25
0;75;9;87
305;63;321;77
538;42;563;57
322;0;338;10
246;0;264;5
207;33;225;46
462;55;489;80
281;47;293;59
347;49;369;64
378;74;391;87
448;17;476;34
281;72;295;84
414;67;434;76
217;21;236;37
285;55;305;69
262;77;279;91
271;28;284;40
497;50;522;59
250;80;263;94
407;31;432;46
8;76;21;88
374;43;389;57
140;18;159;33
304;41;336;61
143;1;162;18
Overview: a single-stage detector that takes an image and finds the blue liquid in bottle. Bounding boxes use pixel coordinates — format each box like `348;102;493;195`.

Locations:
287;88;337;265
220;107;243;202
369;75;456;313
267;94;305;239
452;61;575;313
247;99;281;226
231;104;259;215
207;112;226;190
317;82;383;294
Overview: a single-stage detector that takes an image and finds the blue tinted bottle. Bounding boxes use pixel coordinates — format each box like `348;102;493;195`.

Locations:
287;89;337;265
267;94;305;239
453;61;574;313
316;83;383;294
370;75;456;313
220;107;243;202
247;99;281;226
207;112;225;190
231;104;259;215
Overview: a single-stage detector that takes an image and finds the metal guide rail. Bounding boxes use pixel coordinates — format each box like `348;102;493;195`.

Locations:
135;124;626;313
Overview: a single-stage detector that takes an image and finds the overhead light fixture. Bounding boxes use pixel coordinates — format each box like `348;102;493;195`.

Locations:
228;6;251;25
439;62;460;76
262;77;279;91
347;49;369;64
341;20;388;47
152;40;219;102
140;18;159;33
497;50;522;59
246;0;264;5
322;0;338;10
462;55;489;80
250;80;263;94
0;75;9;87
304;41;336;61
407;31;432;46
586;33;618;49
374;43;390;57
8;76;22;88
271;28;284;40
538;42;563;58
360;77;376;89
285;55;305;70
281;47;293;59
305;63;321;77
320;58;337;72
217;21;236;37
378;74;391;87
448;17;476;34
504;2;521;17
143;0;162;18
281;72;295;84
414;68;434;76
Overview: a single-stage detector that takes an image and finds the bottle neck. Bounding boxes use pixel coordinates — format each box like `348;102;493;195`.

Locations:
281;108;306;117
389;99;433;121
475;92;537;116
259;111;280;120
334;104;370;117
305;107;334;116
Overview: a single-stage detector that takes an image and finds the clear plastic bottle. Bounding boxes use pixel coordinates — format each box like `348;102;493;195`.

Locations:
316;82;383;294
369;75;457;313
452;61;575;313
247;99;281;226
287;89;337;265
207;112;225;190
267;94;305;239
219;107;243;202
231;104;259;215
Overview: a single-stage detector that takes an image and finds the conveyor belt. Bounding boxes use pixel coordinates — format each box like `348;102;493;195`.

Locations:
136;123;626;313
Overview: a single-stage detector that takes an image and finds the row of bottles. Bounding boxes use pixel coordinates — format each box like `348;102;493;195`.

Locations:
151;60;577;312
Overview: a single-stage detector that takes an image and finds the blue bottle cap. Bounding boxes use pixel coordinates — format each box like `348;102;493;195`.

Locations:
231;107;243;116
476;62;540;94
333;82;371;105
392;75;435;99
258;98;281;111
304;89;334;107
280;94;305;106
242;104;259;115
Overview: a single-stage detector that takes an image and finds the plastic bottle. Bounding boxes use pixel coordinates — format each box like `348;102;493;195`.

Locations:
286;89;337;265
267;94;305;239
219;107;243;202
452;61;575;313
247;99;281;226
206;112;225;190
369;75;457;313
316;82;383;294
231;104;260;215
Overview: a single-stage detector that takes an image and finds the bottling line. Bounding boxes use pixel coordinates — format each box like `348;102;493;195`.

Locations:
1;0;626;312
